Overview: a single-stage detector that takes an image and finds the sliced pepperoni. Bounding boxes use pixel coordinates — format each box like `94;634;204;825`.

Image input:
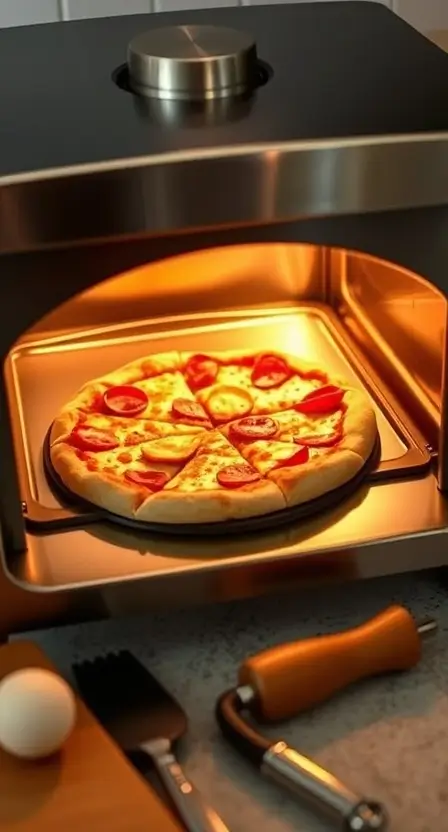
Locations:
230;416;278;441
124;469;169;491
294;385;344;414
275;445;310;467
217;463;261;489
70;427;119;452
238;355;256;367
171;397;209;422
295;428;342;448
103;385;148;417
251;354;291;389
185;354;219;391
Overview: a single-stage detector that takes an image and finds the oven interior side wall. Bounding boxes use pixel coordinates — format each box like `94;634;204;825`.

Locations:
27;244;326;336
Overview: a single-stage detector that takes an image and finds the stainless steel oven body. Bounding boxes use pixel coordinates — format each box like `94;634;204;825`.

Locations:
0;2;447;636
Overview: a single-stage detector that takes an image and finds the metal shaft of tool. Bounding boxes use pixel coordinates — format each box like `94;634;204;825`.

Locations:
417;619;438;638
261;741;387;830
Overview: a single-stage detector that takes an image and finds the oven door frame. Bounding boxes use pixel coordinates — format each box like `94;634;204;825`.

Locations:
0;132;448;557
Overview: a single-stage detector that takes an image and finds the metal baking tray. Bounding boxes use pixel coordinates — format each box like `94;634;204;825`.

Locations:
4;305;433;590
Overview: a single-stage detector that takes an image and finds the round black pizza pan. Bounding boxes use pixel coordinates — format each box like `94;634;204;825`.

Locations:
41;427;381;537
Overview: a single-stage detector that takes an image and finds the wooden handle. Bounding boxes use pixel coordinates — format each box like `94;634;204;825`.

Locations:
238;605;422;723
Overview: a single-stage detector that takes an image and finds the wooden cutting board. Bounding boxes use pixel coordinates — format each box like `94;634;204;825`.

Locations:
0;641;183;831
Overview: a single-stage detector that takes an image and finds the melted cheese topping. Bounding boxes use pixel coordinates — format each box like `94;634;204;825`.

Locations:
79;443;181;481
200;365;319;419
241;441;298;475
165;431;244;492
241;440;320;475
253;375;318;414
273;409;342;440
79;414;205;445
135;371;195;421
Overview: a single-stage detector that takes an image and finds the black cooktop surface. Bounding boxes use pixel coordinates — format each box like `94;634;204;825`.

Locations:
1;1;447;178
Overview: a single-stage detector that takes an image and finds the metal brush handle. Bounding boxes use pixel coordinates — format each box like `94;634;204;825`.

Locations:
262;742;387;830
142;739;230;832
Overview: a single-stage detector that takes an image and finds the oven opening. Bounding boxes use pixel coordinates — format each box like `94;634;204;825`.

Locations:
4;243;447;593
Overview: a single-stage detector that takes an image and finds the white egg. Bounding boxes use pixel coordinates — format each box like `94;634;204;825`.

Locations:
0;668;77;759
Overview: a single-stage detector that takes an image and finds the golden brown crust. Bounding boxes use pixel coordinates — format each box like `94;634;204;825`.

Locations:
268;448;365;506
135;479;286;524
93;351;181;386
49;444;143;518
339;388;377;460
50;409;81;444
50;383;108;443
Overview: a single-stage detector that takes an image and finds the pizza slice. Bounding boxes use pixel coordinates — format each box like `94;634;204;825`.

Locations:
223;387;376;458
50;430;205;517
265;391;376;458
219;431;365;507
135;430;286;523
221;386;377;506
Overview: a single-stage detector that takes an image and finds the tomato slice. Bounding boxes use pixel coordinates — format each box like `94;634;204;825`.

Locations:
230;416;278;441
217;463;260;489
70;427;119;452
185;354;219;391
251;354;291;389
103;385;148;417
294;385;344;414
171;398;209;422
275;445;310;467
124;469;169;491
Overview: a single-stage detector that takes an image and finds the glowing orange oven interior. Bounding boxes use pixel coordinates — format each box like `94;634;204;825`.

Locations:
0;240;445;642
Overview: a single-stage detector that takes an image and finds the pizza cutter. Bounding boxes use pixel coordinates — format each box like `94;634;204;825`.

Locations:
216;605;437;831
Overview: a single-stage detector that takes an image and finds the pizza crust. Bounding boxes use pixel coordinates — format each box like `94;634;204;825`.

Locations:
50;444;143;518
340;388;378;460
89;351;181;387
135;478;286;524
268;448;366;506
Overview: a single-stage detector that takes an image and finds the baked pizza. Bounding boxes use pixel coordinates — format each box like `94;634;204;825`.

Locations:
49;350;378;524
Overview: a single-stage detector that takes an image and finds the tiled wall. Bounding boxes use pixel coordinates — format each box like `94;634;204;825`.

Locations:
0;0;447;33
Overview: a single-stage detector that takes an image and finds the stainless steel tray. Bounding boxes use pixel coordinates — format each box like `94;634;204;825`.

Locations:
4;305;437;591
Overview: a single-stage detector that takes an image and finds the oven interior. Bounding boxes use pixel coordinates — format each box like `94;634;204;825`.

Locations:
4;242;447;596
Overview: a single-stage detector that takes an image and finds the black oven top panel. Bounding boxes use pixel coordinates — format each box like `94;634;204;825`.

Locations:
0;1;447;178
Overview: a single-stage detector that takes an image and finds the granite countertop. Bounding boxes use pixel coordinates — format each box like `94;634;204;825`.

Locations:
22;569;448;832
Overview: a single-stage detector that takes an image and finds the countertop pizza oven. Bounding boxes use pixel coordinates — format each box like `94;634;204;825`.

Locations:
0;1;447;638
